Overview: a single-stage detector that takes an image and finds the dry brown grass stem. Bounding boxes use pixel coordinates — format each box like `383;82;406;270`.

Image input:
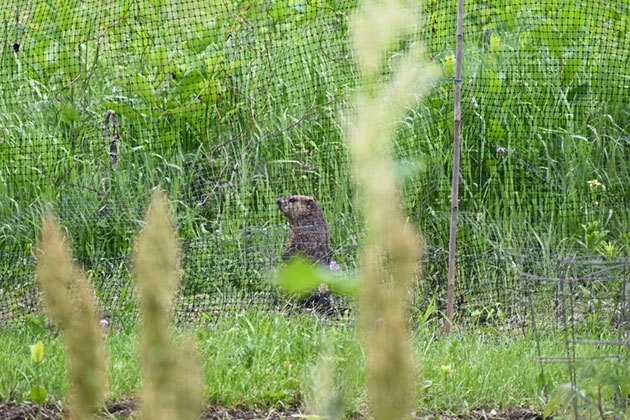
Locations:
133;190;203;420
348;1;438;419
35;215;106;420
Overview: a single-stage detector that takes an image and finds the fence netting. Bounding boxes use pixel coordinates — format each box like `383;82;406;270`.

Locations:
1;0;627;326
524;255;629;415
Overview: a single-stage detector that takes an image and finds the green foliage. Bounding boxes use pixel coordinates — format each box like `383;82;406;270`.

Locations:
1;0;625;257
28;341;47;405
0;0;627;393
544;360;630;419
0;3;626;417
274;257;357;296
1;315;624;415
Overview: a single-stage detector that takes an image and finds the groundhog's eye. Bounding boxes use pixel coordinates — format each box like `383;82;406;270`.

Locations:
289;198;297;203
307;199;313;208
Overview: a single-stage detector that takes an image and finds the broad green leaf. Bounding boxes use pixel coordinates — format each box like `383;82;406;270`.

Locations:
59;102;80;123
275;257;323;295
30;385;47;404
131;74;156;102
172;70;204;99
562;57;581;85
274;257;357;296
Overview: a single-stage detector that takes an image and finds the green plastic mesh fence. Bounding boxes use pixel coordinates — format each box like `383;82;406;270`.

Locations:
0;0;627;325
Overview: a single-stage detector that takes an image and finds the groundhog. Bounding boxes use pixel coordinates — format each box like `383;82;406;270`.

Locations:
277;194;333;312
277;194;330;265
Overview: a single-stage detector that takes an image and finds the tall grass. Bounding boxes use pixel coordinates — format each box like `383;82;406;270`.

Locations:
25;192;204;418
347;1;438;417
35;215;107;419
0;0;627;309
133;191;203;420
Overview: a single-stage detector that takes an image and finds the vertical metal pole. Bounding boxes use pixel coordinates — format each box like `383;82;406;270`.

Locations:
446;0;465;335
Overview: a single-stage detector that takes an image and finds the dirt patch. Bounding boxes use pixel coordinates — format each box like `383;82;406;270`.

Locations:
0;399;304;420
428;407;544;419
0;400;543;419
0;401;62;420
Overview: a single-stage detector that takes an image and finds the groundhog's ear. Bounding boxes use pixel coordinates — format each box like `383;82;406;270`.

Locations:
307;199;314;209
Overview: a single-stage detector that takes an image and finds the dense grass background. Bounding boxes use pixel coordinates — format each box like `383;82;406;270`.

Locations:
1;0;626;251
0;0;627;334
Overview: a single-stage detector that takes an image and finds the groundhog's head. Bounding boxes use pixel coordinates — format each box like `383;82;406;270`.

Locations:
277;195;324;225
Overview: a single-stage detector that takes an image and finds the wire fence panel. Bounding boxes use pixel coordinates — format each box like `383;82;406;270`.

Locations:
524;255;629;417
0;1;627;325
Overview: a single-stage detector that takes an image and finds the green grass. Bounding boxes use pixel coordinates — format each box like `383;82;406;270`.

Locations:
0;310;625;416
1;0;627;259
0;1;627;415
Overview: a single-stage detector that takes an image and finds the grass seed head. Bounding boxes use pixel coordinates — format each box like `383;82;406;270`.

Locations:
35;214;106;419
133;190;203;420
348;1;437;418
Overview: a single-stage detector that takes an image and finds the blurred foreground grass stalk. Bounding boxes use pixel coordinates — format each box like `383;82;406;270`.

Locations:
348;1;438;419
34;191;203;419
133;190;203;420
36;216;107;419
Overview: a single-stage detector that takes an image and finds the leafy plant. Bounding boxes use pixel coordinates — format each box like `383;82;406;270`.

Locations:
273;256;357;297
28;340;47;411
544;363;630;419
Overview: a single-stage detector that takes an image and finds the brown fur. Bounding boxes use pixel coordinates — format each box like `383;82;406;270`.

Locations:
277;194;330;265
277;195;336;313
